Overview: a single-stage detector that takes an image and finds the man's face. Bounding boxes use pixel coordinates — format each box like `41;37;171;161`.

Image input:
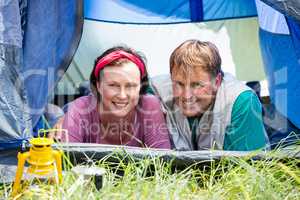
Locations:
171;67;219;117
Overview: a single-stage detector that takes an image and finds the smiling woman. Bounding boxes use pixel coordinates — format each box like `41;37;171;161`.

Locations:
58;46;171;149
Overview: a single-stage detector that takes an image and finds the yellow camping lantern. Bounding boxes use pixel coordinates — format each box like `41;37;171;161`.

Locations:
12;137;63;196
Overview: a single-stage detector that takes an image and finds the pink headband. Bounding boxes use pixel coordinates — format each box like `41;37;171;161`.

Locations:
94;50;145;78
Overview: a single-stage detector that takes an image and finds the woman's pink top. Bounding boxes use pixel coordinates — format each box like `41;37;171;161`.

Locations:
62;94;171;149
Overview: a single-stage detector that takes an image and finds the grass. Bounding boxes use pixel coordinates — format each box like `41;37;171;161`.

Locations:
1;148;299;200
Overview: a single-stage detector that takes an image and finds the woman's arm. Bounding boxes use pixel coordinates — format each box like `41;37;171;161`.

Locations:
139;95;171;149
60;97;95;143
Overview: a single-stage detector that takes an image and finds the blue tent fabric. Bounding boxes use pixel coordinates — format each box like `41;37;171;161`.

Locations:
286;17;300;59
261;0;300;22
259;28;300;124
22;0;83;129
255;0;300;147
0;0;83;149
259;0;300;60
189;0;203;22
256;0;300;129
0;0;22;47
255;0;290;34
84;0;258;24
0;0;32;148
19;0;28;38
84;0;190;24
202;0;257;21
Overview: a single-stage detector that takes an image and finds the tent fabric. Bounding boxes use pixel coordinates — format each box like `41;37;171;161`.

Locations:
256;0;289;34
202;0;257;21
1;144;299;169
0;0;83;149
0;0;22;47
190;0;203;22
1;146;299;184
57;17;265;95
261;0;300;22
22;0;83;129
19;0;28;38
286;17;300;59
84;0;190;24
84;0;258;24
0;0;32;146
0;46;32;143
256;0;300;129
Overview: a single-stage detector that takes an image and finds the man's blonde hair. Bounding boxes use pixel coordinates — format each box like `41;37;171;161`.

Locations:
170;39;222;78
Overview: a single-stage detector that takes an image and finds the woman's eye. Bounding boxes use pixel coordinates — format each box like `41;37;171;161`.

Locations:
126;84;138;88
108;84;119;88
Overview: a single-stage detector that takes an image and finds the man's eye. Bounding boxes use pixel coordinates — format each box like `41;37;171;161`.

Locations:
191;82;204;88
174;82;184;87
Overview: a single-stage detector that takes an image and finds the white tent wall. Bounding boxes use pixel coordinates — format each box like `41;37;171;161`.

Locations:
56;17;265;95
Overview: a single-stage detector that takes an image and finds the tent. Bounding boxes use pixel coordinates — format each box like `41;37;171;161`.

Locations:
0;0;299;152
0;0;83;149
57;0;265;95
256;0;300;145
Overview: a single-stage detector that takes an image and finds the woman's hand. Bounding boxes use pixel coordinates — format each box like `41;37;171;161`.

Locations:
48;116;67;142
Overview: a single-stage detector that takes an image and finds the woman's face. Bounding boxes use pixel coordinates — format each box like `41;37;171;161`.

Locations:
96;62;141;118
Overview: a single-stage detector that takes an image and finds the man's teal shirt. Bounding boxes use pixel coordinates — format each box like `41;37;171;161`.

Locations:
188;90;267;151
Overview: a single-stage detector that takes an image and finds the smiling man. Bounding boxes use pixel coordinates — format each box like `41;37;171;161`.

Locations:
152;39;269;151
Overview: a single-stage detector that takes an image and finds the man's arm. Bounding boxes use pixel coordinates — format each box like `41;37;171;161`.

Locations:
223;90;268;151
